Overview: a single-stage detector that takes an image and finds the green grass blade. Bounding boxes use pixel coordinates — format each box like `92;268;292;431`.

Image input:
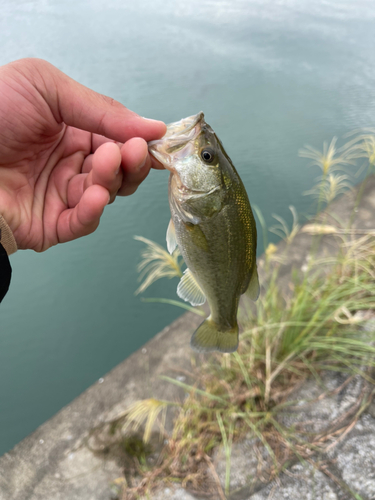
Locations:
216;412;234;496
159;375;228;404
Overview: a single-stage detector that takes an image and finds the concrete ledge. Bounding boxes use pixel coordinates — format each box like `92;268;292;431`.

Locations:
0;313;202;500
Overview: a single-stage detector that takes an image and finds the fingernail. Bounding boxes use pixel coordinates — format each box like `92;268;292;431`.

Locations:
107;194;111;205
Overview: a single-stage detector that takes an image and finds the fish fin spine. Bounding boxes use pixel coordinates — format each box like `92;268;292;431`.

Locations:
190;317;239;353
177;268;206;306
166;218;178;254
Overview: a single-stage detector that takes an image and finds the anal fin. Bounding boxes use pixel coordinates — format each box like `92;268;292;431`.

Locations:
177;268;206;306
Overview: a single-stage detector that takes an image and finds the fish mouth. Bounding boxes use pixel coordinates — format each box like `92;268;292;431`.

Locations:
175;177;220;197
162;111;204;139
148;112;205;169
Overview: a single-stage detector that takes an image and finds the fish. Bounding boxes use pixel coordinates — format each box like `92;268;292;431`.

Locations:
148;112;259;353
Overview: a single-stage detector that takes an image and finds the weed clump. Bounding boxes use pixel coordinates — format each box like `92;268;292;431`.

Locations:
100;132;375;499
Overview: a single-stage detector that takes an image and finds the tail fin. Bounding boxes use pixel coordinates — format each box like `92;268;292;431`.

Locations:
190;318;239;353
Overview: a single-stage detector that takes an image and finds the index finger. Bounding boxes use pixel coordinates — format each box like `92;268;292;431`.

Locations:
16;58;167;143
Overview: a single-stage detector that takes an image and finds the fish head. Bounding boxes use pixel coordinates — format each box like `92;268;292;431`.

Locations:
148;112;224;195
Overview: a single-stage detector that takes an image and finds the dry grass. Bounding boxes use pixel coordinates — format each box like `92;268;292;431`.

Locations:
95;132;375;500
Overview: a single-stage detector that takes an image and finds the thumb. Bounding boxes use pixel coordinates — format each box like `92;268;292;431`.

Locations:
17;58;166;143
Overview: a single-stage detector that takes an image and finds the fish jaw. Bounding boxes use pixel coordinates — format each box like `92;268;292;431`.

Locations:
148;112;205;172
163;112;205;139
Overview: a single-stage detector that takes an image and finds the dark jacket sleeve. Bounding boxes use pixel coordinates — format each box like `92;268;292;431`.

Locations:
0;241;12;303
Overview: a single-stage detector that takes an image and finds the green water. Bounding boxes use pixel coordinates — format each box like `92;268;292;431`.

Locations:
1;0;375;455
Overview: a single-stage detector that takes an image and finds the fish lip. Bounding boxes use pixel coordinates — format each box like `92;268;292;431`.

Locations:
148;112;205;169
178;183;220;198
190;186;220;197
148;147;171;168
162;111;205;139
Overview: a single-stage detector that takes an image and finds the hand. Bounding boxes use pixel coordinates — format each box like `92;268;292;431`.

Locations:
0;58;166;252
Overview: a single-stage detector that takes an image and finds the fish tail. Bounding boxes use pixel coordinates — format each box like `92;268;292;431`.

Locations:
190;318;239;353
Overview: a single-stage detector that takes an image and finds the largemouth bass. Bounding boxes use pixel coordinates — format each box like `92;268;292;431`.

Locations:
148;112;259;353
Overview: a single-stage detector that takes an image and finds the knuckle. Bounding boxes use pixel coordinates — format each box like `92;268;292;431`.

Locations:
100;94;123;109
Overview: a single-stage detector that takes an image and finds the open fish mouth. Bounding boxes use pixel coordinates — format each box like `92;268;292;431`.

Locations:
163;111;204;139
148;112;205;169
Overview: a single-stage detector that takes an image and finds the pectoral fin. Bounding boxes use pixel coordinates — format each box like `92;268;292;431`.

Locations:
244;266;260;301
177;268;206;306
166;219;178;254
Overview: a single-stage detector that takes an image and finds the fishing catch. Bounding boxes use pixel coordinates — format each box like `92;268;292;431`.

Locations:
148;112;259;353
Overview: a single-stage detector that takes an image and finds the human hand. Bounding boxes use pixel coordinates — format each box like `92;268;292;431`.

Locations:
0;58;166;252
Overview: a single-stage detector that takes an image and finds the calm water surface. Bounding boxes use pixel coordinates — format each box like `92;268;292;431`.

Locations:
1;0;375;455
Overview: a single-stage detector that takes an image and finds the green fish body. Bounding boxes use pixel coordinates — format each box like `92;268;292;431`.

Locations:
149;112;259;353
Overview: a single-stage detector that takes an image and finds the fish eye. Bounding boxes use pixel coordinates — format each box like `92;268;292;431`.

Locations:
201;148;215;163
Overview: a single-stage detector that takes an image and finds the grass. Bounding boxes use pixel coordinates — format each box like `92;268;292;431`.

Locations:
99;132;375;499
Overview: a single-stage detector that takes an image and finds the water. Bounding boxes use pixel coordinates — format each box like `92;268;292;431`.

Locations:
0;0;375;455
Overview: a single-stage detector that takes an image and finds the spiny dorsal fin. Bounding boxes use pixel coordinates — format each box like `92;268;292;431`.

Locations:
244;266;260;301
177;268;206;306
166;218;178;254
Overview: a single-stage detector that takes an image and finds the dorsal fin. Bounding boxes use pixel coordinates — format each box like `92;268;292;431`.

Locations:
177;268;206;306
166;219;178;254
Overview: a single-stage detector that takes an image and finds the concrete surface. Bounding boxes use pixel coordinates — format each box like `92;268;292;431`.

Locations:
248;464;338;500
1;177;375;500
237;413;375;500
0;313;201;500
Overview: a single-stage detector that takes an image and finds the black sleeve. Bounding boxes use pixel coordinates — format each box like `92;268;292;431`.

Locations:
0;241;12;303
